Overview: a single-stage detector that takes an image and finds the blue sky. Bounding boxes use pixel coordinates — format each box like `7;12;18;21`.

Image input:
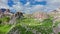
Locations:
0;0;60;13
8;0;47;7
7;0;47;13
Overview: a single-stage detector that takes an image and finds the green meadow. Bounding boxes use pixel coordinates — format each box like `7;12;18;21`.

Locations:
0;17;59;34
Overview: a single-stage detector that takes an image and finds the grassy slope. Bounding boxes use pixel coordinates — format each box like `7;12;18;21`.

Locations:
0;25;12;34
16;17;53;34
0;17;11;34
0;17;57;34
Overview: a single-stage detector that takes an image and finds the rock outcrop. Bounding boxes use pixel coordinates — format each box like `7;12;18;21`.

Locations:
32;11;48;21
49;8;60;34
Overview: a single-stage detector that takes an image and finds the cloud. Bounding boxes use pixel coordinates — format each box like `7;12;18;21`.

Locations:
0;0;9;9
35;0;45;2
25;2;30;6
31;5;44;12
0;0;60;14
34;0;60;12
11;0;45;14
0;4;9;9
45;0;60;11
0;0;46;13
9;0;60;13
0;0;8;4
11;0;60;13
12;2;24;12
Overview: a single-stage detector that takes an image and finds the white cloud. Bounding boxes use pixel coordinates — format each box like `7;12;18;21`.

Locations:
25;0;60;13
35;0;44;2
25;2;30;6
0;0;8;4
33;0;60;12
31;5;44;12
10;0;60;13
12;0;19;4
46;0;60;7
45;0;60;12
12;2;24;12
0;0;9;9
0;4;9;9
22;5;44;14
0;0;60;13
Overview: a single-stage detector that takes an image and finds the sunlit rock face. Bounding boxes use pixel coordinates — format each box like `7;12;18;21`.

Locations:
49;8;60;17
32;11;48;21
49;8;60;22
23;14;33;18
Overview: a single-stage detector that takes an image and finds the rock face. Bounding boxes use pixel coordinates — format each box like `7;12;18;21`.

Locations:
24;14;33;18
32;11;48;21
4;9;14;19
49;8;60;17
15;12;24;19
49;8;60;22
0;8;24;24
9;12;24;24
53;23;60;34
0;9;3;18
49;8;60;34
0;9;13;18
